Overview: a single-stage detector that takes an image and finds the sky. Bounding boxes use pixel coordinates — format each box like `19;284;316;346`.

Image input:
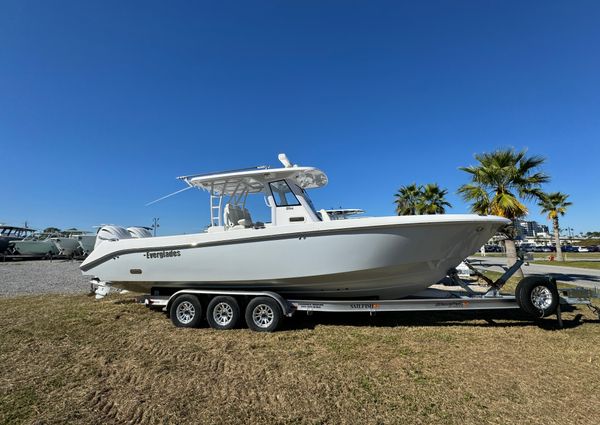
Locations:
1;1;599;235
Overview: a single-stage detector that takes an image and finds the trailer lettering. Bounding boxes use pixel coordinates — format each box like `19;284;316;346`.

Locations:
298;303;324;309
350;303;380;309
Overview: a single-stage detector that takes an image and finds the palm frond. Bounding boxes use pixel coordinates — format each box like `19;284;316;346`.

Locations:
537;191;572;219
490;191;528;219
459;148;548;219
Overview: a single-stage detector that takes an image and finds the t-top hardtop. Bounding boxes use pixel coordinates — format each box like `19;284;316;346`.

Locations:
176;154;329;228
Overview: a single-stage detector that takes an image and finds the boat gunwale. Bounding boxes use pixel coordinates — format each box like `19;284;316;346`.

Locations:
80;216;507;272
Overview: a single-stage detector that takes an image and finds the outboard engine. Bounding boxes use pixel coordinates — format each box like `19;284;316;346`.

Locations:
94;225;132;248
127;227;153;238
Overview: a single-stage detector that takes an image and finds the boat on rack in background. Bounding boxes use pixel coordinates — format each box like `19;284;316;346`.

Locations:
51;229;92;257
0;225;35;254
322;208;365;220
76;234;97;255
8;233;60;257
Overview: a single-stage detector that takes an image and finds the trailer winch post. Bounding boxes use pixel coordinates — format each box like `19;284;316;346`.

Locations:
462;258;526;292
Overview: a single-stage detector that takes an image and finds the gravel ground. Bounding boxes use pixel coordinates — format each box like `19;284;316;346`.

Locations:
0;260;91;297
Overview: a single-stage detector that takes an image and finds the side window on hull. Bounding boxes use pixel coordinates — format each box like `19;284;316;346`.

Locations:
269;180;300;207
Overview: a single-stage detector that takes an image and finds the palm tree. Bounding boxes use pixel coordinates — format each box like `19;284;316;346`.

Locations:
417;184;451;214
538;192;572;261
394;183;421;215
458;149;549;274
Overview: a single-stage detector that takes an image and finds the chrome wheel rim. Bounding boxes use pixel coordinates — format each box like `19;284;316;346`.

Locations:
213;302;234;326
176;301;196;324
531;286;553;310
252;304;274;328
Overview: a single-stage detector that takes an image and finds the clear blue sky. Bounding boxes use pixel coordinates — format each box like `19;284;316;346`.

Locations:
2;1;599;235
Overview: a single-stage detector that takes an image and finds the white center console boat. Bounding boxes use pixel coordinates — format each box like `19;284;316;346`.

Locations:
81;154;509;299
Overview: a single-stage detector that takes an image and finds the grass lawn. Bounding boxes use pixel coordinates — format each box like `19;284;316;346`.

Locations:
529;261;600;270
1;293;599;424
474;252;600;260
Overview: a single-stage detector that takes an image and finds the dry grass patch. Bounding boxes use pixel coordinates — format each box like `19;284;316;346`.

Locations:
1;294;599;424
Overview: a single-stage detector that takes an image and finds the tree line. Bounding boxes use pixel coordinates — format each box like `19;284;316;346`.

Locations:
394;148;572;266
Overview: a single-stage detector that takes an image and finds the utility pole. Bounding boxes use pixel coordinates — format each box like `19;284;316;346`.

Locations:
152;217;160;236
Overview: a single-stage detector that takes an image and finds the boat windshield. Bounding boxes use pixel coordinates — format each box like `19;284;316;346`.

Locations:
297;185;319;217
269;180;301;207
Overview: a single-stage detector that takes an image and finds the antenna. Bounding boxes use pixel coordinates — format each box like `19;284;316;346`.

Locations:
151;217;160;236
145;186;194;206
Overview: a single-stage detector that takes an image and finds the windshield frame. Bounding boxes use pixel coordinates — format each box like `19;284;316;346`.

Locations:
295;185;319;217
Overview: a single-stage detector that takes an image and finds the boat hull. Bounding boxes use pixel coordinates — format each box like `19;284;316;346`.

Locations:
51;237;81;256
77;235;97;254
0;238;9;254
81;215;508;299
11;240;59;256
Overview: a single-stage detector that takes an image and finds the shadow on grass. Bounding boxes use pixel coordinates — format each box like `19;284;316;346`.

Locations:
136;298;598;332
280;308;597;331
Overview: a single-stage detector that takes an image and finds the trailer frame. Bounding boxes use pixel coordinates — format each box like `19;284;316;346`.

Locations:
135;258;599;331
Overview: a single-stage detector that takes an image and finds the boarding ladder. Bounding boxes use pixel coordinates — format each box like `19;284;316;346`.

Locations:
210;194;222;227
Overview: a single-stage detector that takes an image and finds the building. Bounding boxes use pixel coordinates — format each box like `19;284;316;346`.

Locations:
516;220;549;239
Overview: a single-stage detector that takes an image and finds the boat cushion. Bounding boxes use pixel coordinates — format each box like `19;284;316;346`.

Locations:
224;204;253;229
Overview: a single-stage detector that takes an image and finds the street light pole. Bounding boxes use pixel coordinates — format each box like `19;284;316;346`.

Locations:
152;217;160;236
568;227;573;243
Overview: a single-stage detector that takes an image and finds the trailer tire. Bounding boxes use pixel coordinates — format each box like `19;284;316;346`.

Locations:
516;277;559;318
245;297;282;332
170;294;203;328
207;296;240;330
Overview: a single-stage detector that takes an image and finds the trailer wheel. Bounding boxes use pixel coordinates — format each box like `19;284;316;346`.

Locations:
207;296;240;330
516;277;559;318
245;297;282;332
170;294;203;328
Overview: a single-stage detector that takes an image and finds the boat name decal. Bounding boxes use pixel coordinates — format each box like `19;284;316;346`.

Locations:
143;250;181;259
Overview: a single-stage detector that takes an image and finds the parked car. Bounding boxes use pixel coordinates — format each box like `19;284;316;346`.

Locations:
484;244;502;253
578;246;590;253
586;245;600;252
562;245;578;253
519;243;536;252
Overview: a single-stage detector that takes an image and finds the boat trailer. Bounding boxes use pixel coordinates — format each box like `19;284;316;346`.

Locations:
135;257;599;332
